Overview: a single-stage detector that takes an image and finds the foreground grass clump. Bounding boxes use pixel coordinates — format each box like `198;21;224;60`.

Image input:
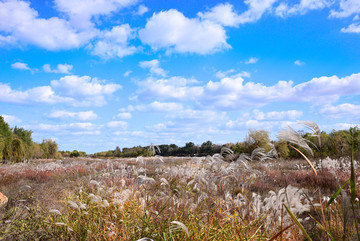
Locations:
0;147;359;240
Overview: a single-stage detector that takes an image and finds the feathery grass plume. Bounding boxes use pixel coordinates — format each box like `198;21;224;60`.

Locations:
79;202;87;210
136;156;144;165
49;209;61;215
89;180;100;186
149;143;161;156
170;221;190;237
67;200;79;210
55;222;67;226
101;199;109;207
138;175;155;184
220;146;236;162
298;120;321;148
268;142;279;159
154;155;164;162
160;177;169;186
278;125;314;156
251;147;275;161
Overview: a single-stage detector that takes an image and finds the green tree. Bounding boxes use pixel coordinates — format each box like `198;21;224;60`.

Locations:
70;150;80;157
9;136;25;163
40;139;58;159
245;129;271;153
275;140;290;159
0;116;12;161
12;126;34;160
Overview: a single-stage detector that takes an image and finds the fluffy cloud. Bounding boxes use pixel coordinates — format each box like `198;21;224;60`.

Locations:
294;60;305;66
293;73;360;103
0;83;70;105
51;75;122;106
123;70;132;77
47;110;97;121
198;3;240;27
167;109;227;123
139;9;230;54
11;62;32;71
253;109;303;120
1;114;22;125
330;0;360;18
116;112;132;119
54;0;138;29
90;24;138;59
341;23;360;33
276;0;332;17
245;57;259;64
135;101;183;112
235;0;277;24
320;103;360;119
26;122;101;135
106;121;128;129
0;0;95;50
135;4;148;16
43;64;73;74
134;72;360;110
216;69;250;79
199;1;276;26
139;59;167;77
0;75;121;106
134;76;202;101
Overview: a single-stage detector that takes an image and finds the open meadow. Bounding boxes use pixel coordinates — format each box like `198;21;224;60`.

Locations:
0;154;359;240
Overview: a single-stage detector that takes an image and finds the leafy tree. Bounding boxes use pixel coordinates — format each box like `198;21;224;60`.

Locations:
12;126;34;160
9;136;25;163
114;146;121;157
40;139;58;159
184;142;196;156
70;150;80;157
0;116;12;161
245;129;271;153
200;141;213;156
275;140;290;159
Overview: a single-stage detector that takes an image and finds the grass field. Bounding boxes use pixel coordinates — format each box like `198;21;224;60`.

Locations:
0;154;359;240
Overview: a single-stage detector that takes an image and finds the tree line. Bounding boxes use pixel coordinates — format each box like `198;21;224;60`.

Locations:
0;116;59;163
2;115;359;162
94;128;360;160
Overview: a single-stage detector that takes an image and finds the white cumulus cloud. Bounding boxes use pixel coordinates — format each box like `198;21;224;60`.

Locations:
139;59;167;77
51;75;122;106
320;103;360;119
0;0;95;50
116;112;132;119
294;60;305;66
245;57;259;64
54;0;138;29
11;62;32;71
134;72;360;110
43;64;73;74
134;76;202;101
135;101;183;112
199;0;277;26
276;0;332;18
0;75;121;106
135;4;148;16
1;114;22;125
106;121;128;129
90;24;138;59
329;0;360;18
47;110;97;121
341;23;360;33
139;9;230;54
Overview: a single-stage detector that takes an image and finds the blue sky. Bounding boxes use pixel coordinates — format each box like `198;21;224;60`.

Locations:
1;0;360;153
